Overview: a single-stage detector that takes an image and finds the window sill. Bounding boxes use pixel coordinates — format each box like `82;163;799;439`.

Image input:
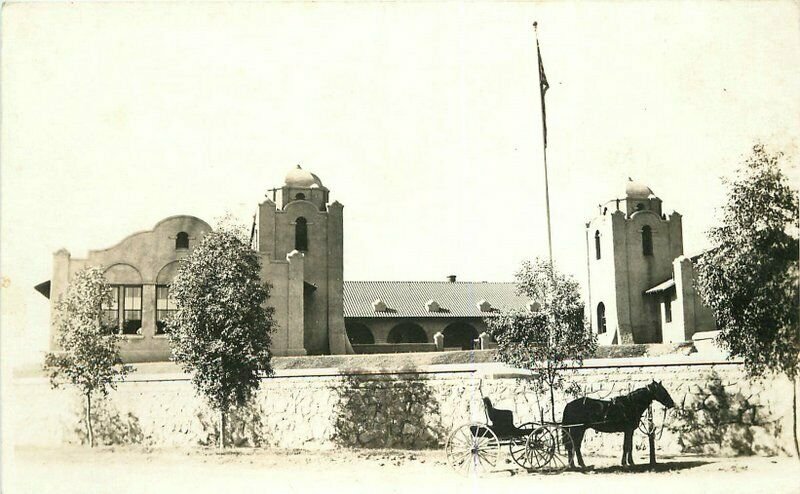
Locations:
118;334;145;340
153;334;169;339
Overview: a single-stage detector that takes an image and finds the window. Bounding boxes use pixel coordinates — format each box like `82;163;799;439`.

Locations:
594;230;601;260
295;217;308;251
642;225;653;256
664;295;672;323
103;285;142;335
597;302;607;334
156;285;177;335
102;286;120;331
295;193;306;200
176;232;189;250
122;286;142;334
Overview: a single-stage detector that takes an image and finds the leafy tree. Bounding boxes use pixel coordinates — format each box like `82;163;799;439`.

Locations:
166;222;275;448
695;144;799;458
43;266;133;447
486;258;597;423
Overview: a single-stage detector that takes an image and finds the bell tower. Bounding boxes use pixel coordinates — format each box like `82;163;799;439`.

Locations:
585;179;684;344
251;166;349;355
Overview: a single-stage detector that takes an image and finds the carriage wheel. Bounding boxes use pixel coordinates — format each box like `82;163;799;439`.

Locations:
514;424;556;470
445;422;501;476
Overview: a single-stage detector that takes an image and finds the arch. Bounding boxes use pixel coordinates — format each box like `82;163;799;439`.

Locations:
295;192;306;201
176;231;189;249
156;260;184;285
103;263;143;284
387;322;427;344
597;302;607;334
442;322;479;350
641;225;653;256
295;217;308;252
594;230;601;260
345;322;375;345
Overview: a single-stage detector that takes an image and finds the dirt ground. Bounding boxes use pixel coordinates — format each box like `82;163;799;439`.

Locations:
4;446;799;494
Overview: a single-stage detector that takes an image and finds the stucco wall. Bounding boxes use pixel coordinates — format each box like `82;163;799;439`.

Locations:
9;359;795;457
48;216;212;362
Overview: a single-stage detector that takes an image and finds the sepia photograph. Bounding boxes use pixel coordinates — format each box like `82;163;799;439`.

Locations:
1;1;798;493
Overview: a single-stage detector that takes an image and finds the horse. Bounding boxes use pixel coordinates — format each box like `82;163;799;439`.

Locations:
561;380;675;468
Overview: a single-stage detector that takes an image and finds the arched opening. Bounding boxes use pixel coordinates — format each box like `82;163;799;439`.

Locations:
295;217;308;251
597;302;607;334
387;322;427;344
176;232;189;249
442;322;479;350
295;192;306;200
594;230;601;260
345;322;375;345
641;225;653;256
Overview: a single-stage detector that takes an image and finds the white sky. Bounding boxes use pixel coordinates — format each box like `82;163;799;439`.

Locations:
2;1;799;364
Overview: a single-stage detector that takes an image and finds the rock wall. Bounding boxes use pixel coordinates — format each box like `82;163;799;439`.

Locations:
8;359;797;457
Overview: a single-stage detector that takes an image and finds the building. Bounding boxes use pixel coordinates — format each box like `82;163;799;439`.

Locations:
249;165;349;356
38;171;717;362
36;216;213;362
585;179;716;345
343;279;529;351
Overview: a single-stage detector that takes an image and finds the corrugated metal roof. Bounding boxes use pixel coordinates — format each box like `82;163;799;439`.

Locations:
645;278;675;294
343;281;529;318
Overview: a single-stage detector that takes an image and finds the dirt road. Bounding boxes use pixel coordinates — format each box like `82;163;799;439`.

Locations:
5;446;799;494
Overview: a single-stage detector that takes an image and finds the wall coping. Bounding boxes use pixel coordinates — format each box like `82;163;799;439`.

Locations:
13;354;744;384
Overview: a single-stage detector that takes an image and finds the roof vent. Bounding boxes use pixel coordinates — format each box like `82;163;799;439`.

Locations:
446;275;457;283
372;299;387;312
425;299;440;312
476;300;492;312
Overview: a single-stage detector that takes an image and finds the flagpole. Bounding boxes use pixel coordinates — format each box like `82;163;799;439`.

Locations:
533;21;555;280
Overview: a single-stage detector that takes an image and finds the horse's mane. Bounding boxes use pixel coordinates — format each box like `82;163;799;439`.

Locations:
616;384;653;403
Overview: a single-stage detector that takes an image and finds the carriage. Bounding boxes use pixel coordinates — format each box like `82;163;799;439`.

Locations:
445;397;572;475
445;381;674;475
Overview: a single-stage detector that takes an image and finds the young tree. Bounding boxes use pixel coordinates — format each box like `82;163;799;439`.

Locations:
43;266;132;447
695;144;799;458
487;258;597;423
166;222;275;448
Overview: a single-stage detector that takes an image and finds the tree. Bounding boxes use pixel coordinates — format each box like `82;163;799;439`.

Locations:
166;222;275;448
486;258;597;423
695;144;799;459
43;266;133;447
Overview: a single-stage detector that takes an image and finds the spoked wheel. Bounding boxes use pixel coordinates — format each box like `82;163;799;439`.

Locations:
445;422;501;476
519;425;556;470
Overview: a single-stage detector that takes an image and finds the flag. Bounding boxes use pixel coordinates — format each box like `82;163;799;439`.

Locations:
536;36;550;148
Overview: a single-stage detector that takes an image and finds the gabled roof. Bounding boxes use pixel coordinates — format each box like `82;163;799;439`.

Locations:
343;281;528;318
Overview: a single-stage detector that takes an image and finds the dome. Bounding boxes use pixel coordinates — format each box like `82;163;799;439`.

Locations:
625;178;654;199
284;165;324;188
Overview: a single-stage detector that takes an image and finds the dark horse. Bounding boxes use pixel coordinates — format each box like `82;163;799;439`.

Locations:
561;380;675;468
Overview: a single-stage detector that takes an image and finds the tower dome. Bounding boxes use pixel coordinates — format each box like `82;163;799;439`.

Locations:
284;165;324;188
625;178;654;199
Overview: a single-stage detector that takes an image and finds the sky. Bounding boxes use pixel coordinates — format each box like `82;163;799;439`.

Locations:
2;1;799;364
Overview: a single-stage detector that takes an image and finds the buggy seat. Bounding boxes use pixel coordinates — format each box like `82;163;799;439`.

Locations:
482;397;534;438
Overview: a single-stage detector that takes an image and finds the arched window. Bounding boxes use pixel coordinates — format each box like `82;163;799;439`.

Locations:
295;192;306;200
176;232;189;250
597;302;606;334
594;230;601;260
345;322;375;345
387;322;428;344
641;225;653;256
295;217;308;252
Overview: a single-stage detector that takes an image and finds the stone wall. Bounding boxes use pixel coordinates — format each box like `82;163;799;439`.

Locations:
8;359;796;457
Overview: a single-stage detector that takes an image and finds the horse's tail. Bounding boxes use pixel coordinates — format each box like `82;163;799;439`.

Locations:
561;426;573;452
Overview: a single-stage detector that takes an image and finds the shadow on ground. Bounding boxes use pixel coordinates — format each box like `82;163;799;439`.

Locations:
493;459;713;477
